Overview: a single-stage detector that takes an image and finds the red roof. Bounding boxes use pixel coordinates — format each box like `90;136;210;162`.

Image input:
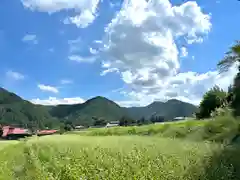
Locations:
37;130;57;134
2;126;29;137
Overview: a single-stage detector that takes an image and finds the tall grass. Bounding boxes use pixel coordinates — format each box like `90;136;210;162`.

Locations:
0;115;239;179
1;135;240;180
75;115;240;143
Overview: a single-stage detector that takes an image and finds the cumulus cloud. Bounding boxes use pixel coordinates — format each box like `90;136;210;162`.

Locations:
31;97;85;105
6;70;25;80
38;84;59;93
21;0;100;28
100;68;119;76
97;0;236;106
22;34;38;44
180;47;188;57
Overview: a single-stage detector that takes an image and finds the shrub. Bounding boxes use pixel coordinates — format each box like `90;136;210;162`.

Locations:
196;86;227;119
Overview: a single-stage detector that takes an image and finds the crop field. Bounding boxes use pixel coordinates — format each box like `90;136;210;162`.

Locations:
0;134;239;180
0;116;239;179
73;116;240;143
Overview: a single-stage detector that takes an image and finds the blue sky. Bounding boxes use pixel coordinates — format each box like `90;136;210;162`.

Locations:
0;0;239;107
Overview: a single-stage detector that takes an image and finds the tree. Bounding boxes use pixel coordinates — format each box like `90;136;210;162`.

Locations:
137;117;150;126
64;124;72;131
196;86;227;119
93;118;107;126
63;121;74;131
0;125;3;137
217;41;240;116
119;116;135;126
150;115;164;123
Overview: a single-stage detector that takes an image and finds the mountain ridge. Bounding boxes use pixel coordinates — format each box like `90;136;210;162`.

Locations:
0;87;198;128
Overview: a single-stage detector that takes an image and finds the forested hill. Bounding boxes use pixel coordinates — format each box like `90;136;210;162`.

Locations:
0;88;197;128
0;88;59;128
125;99;198;120
49;96;128;126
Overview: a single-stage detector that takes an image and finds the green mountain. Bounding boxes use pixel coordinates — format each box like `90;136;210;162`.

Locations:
0;88;198;128
126;99;198;121
0;88;59;128
49;96;128;126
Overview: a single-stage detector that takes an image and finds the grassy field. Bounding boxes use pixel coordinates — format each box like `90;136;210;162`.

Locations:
73;116;240;144
0;116;239;179
0;134;239;179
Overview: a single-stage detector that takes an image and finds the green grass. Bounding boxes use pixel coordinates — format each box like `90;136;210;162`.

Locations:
0;140;19;150
0;135;240;180
0;115;239;179
73;116;240;144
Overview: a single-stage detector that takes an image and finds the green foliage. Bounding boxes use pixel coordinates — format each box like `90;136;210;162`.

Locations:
196;86;227;119
217;41;240;117
0;125;3;137
136;117;151;125
150;115;165;123
0;88;60;129
78;115;240;144
93;117;107;126
0;88;198;128
126;99;197;121
50;96;129;126
217;41;240;73
231;71;240;117
119;116;136;126
64;124;72;131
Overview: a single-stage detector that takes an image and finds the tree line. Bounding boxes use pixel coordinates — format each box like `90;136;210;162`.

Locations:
196;41;240;119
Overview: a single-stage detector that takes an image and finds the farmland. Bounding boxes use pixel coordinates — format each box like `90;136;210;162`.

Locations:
0;116;239;180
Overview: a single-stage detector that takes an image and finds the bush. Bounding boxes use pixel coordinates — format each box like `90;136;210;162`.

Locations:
196;86;227;119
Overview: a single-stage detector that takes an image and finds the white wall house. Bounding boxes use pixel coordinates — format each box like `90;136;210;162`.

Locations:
173;117;185;121
105;121;119;128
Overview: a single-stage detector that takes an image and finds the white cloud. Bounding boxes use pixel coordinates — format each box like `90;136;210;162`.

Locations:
38;84;59;93
98;0;236;106
69;55;96;63
31;97;85;105
6;70;25;80
101;0;211;89
120;65;238;107
64;10;96;28
60;79;73;84
22;0;100;28
100;68;119;76
22;34;38;44
89;47;98;55
180;47;188;57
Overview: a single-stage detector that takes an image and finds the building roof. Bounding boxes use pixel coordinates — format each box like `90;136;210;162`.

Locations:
37;130;57;134
109;121;119;124
2;126;30;137
174;117;185;120
75;125;84;129
106;123;119;127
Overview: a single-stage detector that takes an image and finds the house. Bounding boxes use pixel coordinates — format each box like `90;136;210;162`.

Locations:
2;126;32;140
105;121;119;128
37;129;58;136
173;117;185;121
74;125;86;130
